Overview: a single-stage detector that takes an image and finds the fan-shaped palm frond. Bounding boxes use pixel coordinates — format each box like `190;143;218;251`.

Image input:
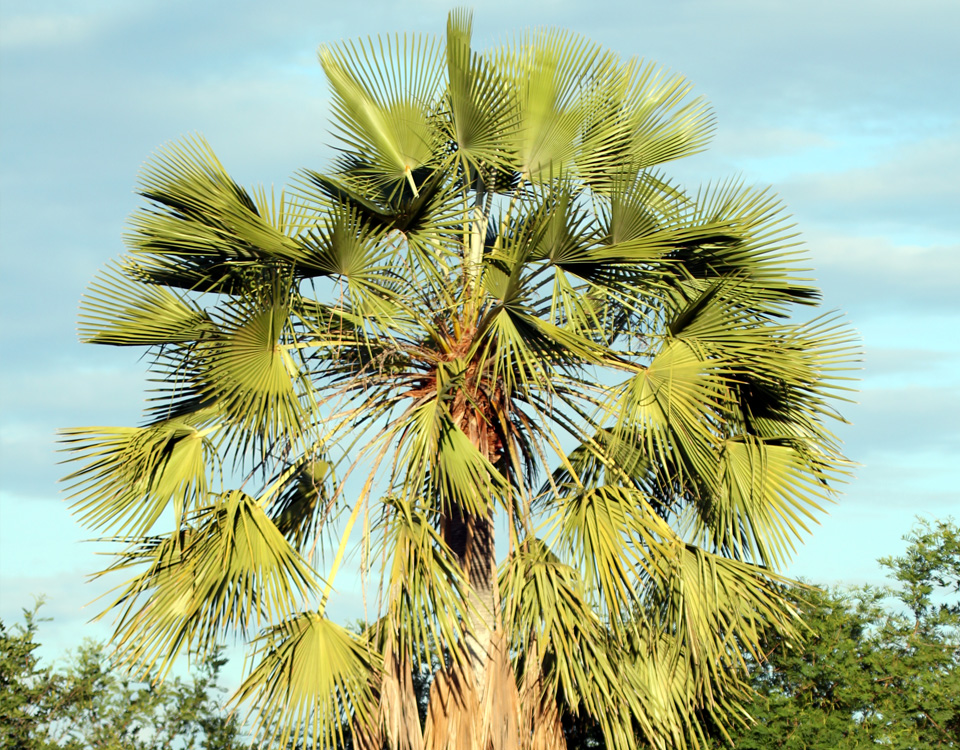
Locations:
236;611;376;750
79;263;214;346
61;419;213;535
95;490;319;676
320;33;445;195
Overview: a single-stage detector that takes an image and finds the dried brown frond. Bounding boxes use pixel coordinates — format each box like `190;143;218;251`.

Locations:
479;631;521;750
380;640;426;750
424;663;480;750
518;637;567;750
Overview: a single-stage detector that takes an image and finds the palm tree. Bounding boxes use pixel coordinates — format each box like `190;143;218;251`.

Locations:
61;10;858;750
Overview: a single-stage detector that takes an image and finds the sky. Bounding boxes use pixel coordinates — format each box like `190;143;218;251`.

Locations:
1;0;958;664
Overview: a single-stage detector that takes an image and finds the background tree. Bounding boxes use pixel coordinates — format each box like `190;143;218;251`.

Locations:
701;518;960;749
1;604;61;749
60;9;858;750
0;603;247;750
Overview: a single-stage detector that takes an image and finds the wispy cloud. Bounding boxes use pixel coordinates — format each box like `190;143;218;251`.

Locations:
843;385;960;461
808;235;960;313
864;347;958;381
0;12;98;50
784;133;960;240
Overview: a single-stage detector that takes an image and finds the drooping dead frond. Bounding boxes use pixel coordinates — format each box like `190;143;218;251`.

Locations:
518;637;566;750
424;662;481;750
380;639;426;750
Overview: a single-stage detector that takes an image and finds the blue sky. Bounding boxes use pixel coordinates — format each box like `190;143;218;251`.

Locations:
1;0;958;662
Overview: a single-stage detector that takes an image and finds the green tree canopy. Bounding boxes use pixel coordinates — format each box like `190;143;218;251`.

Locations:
704;518;960;749
60;10;858;750
0;604;246;750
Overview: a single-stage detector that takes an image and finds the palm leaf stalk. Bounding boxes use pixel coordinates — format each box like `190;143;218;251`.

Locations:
61;10;858;750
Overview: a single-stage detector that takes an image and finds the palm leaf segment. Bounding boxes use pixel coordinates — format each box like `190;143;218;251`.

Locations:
61;10;858;750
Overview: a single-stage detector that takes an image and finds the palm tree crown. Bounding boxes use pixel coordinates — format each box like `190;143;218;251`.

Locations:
62;10;858;750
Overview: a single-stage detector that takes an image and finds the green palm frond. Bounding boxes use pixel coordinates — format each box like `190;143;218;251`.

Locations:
60;418;213;536
500;538;615;703
669;180;820;312
298;165;463;245
444;9;519;181
555;485;656;624
610;338;724;485
267;453;334;553
236;611;376;750
782;312;861;417
394;392;508;518
125;136;305;292
644;541;801;682
501;537;677;750
379;494;467;667
577;58;714;191
606;622;753;750
494;28;616;183
204;292;314;452
79;262;214;345
320;33;445;194
601;171;690;244
96;490;319;676
502;535;748;750
295;201;408;321
295;167;465;303
709;436;829;566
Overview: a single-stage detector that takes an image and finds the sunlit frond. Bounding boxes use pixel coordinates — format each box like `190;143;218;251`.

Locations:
643;541;802;684
79;262;214;346
494;29;617;183
204;291;314;453
61;418;213;536
236;611;376;750
380;494;468;666
670;180;820;313
444;9;520;180
395;393;508;518
320;33;445;193
124;136;305;293
267;452;334;553
578;58;714;190
96;490;319;677
500;538;615;707
609;338;724;485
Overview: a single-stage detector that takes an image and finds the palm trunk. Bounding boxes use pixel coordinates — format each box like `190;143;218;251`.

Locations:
444;505;498;687
423;505;516;750
423;388;517;750
445;350;501;688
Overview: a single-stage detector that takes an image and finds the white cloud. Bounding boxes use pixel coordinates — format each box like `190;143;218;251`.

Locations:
130;74;334;185
710;126;835;161
781;132;960;239
0;366;147;497
0;366;146;422
842;385;960;462
863;347;958;383
0;13;96;50
0;1;155;51
804;233;960;314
